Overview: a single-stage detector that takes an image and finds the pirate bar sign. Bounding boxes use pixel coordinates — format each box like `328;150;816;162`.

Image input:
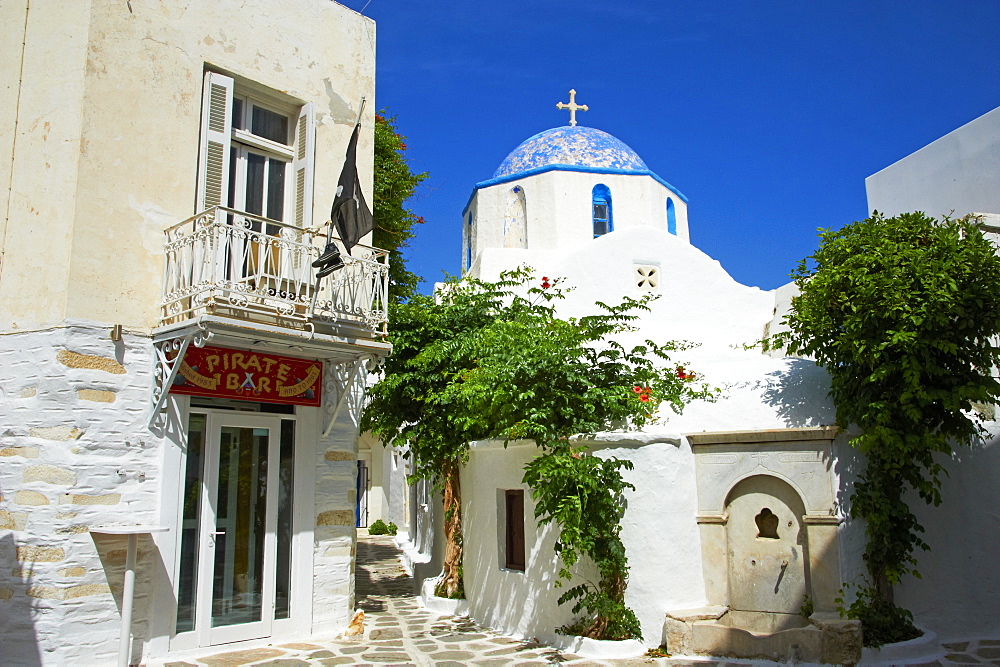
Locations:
170;345;322;407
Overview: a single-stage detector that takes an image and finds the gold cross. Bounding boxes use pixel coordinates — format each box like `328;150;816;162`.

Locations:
556;89;589;127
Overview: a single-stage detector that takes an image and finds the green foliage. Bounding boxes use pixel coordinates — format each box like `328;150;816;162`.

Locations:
363;267;715;639
777;212;1000;644
800;594;814;619
524;450;642;640
836;583;920;647
373;111;427;303
368;519;397;535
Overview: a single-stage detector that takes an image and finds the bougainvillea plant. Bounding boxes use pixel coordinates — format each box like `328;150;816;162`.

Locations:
363;267;715;638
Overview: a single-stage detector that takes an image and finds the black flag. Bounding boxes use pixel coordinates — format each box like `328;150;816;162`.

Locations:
331;122;374;255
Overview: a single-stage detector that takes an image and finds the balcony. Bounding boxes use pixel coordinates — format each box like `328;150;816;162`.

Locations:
161;207;389;337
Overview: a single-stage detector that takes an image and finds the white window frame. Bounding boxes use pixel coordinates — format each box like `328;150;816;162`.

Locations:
197;71;315;228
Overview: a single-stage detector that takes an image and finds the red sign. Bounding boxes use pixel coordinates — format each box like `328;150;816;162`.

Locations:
170;345;322;406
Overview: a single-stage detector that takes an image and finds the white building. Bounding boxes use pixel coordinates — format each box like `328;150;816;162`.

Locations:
1;1;385;663
397;112;863;663
395;102;1000;661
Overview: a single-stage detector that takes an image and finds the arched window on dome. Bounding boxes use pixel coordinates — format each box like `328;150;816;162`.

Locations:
666;197;677;235
592;184;612;238
504;186;527;248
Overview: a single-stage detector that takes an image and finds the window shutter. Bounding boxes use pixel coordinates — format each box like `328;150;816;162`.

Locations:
196;71;234;213
292;102;316;228
505;490;526;571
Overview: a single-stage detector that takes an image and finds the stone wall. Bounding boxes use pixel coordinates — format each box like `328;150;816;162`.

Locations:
0;320;160;664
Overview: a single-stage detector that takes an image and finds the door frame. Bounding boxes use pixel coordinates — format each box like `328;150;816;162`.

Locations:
199;413;281;645
165;400;316;652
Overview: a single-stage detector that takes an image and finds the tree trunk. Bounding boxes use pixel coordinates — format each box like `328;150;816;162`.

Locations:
435;459;464;598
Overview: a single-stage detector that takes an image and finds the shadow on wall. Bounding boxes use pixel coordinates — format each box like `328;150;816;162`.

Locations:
0;475;43;665
760;359;835;428
91;531;173;664
895;428;1000;636
407;479;444;594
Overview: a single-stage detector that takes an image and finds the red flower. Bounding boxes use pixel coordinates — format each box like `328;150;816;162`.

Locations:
541;280;551;289
633;386;643;393
399;143;407;150
639;394;650;402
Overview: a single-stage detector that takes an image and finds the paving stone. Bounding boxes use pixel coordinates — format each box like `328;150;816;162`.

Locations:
318;659;358;666
201;648;287;665
369;628;404;640
372;641;405;648
978;649;1000;659
360;654;412;663
257;660;312;666
278;643;323;650
484;646;527;657
340;646;369;655
429;650;476;659
944;655;982;663
983;641;1000;647
945;643;971;652
439;632;488;642
163;663;198;667
308;651;337;658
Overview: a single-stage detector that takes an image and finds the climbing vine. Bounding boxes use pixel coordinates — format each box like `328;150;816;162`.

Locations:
775;212;1000;645
364;267;715;638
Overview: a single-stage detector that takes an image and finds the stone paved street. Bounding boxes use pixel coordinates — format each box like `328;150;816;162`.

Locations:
150;534;1000;666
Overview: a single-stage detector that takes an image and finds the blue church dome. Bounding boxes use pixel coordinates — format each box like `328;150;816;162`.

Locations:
493;126;648;179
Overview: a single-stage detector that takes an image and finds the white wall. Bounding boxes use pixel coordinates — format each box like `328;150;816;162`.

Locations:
865;106;1000;220
468;170;689;274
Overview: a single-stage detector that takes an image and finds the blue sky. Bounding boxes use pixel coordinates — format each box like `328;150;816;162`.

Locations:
339;0;1000;293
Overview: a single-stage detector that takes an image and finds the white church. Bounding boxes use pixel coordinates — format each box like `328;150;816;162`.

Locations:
378;97;1000;662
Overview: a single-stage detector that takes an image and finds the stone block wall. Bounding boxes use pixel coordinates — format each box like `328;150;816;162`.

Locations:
311;363;366;634
0;320;160;664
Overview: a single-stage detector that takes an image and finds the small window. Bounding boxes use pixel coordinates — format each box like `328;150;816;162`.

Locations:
504;490;525;571
666;197;677;235
592;184;612;237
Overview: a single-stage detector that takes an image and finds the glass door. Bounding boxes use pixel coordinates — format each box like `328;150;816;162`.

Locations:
175;410;298;647
205;420;277;643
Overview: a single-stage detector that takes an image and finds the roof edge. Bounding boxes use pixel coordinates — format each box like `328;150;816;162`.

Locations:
472;164;689;203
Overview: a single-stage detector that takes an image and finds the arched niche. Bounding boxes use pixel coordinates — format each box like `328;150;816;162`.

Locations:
667;197;677;235
724;474;809;633
503;186;527;249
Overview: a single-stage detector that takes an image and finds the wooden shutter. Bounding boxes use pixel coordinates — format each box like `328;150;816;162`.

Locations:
292;102;315;228
505;490;525;571
196;71;233;213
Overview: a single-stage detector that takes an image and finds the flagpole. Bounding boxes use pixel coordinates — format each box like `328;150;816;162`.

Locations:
311;96;367;316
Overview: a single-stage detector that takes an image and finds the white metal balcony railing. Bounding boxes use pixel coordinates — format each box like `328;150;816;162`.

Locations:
162;207;389;334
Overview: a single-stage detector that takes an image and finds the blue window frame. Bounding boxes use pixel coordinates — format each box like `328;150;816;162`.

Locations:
592;184;612;237
667;197;677;235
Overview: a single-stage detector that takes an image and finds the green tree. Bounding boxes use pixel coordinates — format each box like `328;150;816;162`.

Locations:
372;111;426;302
362;268;714;637
776;212;1000;645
